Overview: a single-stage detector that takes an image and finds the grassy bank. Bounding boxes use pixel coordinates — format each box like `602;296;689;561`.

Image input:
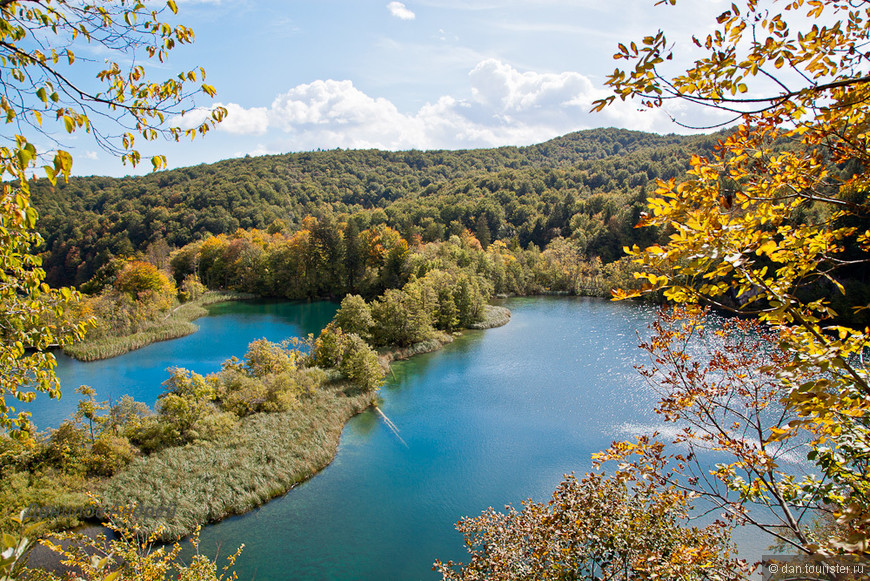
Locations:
63;291;256;362
100;382;374;540
469;305;511;329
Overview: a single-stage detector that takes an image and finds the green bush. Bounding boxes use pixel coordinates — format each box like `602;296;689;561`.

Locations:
339;335;385;392
130;417;181;454
190;411;238;442
88;433;137;477
41;422;89;475
334;294;374;340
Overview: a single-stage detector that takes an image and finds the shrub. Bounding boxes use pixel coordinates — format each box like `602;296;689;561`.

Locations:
339;334;385;391
190;411;238;443
42;422;89;475
88;433;137;477
244;338;297;377
130;417;181;454
334;294;374;340
178;273;207;302
312;323;346;368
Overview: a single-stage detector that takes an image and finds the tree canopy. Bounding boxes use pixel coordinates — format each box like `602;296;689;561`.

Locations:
604;0;870;559
0;0;223;437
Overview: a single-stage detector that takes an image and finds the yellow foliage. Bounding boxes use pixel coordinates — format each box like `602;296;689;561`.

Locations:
605;0;870;556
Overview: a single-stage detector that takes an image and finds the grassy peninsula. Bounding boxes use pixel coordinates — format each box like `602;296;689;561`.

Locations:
2;282;511;539
63;291;255;362
102;381;375;539
99;302;511;539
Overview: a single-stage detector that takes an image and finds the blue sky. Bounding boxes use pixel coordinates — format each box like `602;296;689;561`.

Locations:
65;0;733;176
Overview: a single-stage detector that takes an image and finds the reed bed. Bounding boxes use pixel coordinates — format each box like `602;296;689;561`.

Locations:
100;384;373;540
63;292;254;362
468;305;511;330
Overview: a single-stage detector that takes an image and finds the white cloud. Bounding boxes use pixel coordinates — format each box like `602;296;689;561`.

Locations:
221;103;269;135
188;59;683;154
387;2;416;20
171;102;269;135
268;79;425;150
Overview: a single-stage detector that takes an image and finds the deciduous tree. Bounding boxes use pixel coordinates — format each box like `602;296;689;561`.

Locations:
602;0;870;555
436;444;748;581
0;0;224;437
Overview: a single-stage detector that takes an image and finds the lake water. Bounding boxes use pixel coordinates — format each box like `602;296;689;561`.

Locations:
27;300;337;429
44;296;766;579
189;297;673;580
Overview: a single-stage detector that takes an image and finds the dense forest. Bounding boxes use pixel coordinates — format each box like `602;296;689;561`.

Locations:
34;128;720;289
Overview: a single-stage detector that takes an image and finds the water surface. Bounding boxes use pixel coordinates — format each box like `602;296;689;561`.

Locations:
41;296;766;579
28;300;336;428
193;297;668;580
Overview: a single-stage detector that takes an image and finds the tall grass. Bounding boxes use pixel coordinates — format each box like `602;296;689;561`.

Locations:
64;292;255;362
101;384;373;540
468;305;511;330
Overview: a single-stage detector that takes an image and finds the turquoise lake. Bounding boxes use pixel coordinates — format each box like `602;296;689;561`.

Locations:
43;297;765;580
28;300;337;428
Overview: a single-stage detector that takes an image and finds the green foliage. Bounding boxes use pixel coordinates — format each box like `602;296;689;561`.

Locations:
334;294;374;340
371;288;435;347
87;434;138;478
0;512;38;581
30;506;242;581
33;128;712;289
0;177;88;436
312;323;347;369
338;335;385;392
179;274;207;302
243;338;297;377
0;0;225;438
74;385;107;447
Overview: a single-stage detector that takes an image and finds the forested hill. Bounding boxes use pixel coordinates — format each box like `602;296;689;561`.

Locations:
34;127;719;287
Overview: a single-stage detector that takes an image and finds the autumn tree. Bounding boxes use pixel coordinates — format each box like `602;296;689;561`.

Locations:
600;0;870;556
113;260;175;303
339;334;385;392
0;0;224;437
436;443;748;581
622;307;829;553
28;505;242;581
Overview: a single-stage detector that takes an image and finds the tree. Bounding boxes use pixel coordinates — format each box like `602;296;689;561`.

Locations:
630;307;826;553
602;0;870;556
339;334;385;392
436;447;747;581
74;385;108;447
371;287;434;347
334;294;374;341
113;260;174;300
243;338;297;378
31;505;242;581
312;322;346;369
0;0;224;437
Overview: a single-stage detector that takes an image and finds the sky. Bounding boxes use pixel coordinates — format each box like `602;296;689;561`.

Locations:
61;0;735;176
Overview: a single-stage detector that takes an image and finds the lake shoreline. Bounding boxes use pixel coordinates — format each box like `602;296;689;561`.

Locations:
62;291;258;362
90;303;512;540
